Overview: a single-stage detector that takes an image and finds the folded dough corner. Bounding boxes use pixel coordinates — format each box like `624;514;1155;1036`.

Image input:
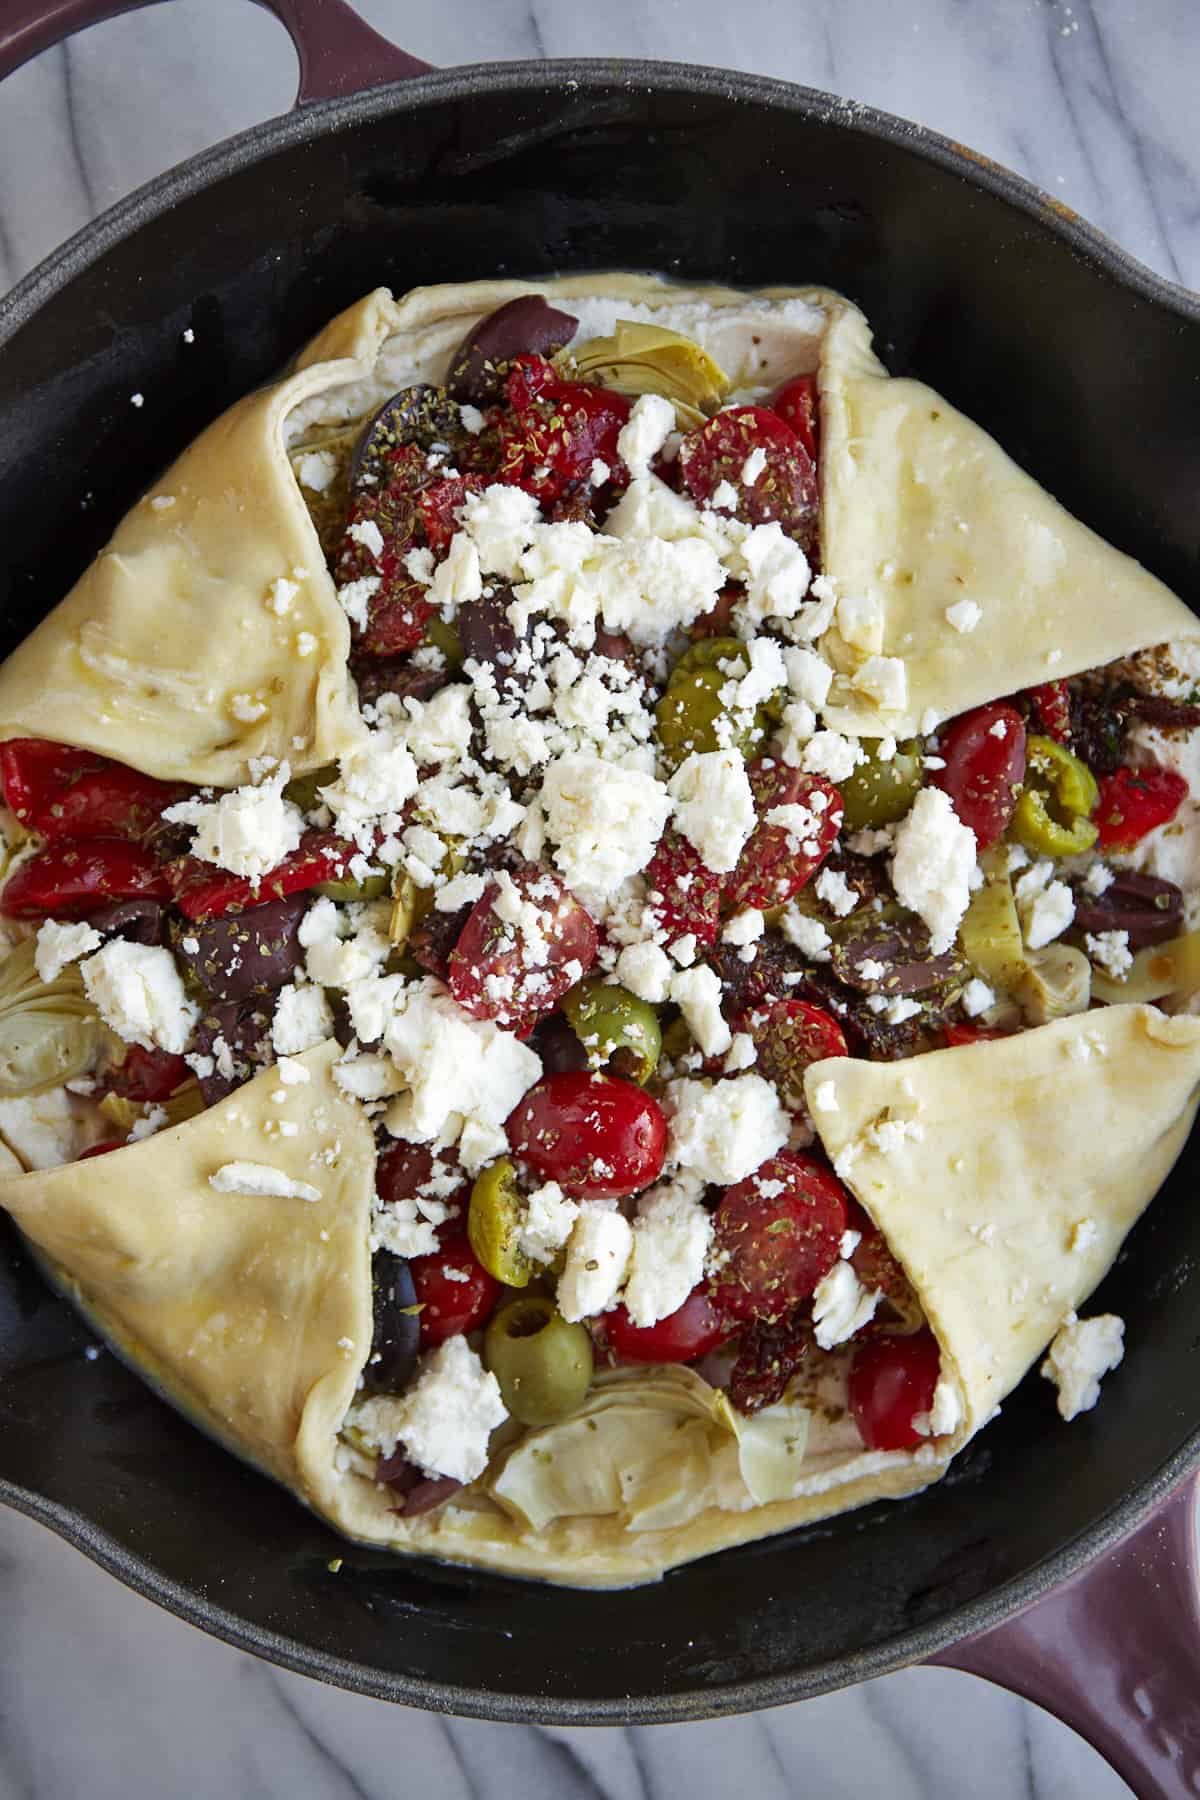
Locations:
817;306;1200;735
804;1003;1200;1444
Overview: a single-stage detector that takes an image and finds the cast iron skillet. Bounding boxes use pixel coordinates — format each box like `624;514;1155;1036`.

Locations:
0;1;1199;1790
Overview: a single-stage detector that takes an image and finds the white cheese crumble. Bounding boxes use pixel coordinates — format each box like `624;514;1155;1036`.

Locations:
1085;929;1132;981
1041;1313;1125;1421
891;787;977;955
670;965;732;1058
271;983;335;1055
616;393;676;475
622;1174;714;1328
811;1259;879;1350
164;767;303;881
721;908;765;946
208;1161;321;1202
913;1376;963;1439
961;977;996;1018
540;754;672;895
1083;862;1115;897
352;1335;507;1482
802;731;863;784
945;599;982;634
296;449;337;492
811;1079;839;1114
614;940;674;1004
668;750;756;874
853;655;908;713
815;868;857;918
836;590;884;654
666;1073;789;1186
1024;879;1075;950
557;1204;634;1322
80;941;198;1054
780;905;832;961
519;1181;580;1266
783;645;833;710
35;920;102;984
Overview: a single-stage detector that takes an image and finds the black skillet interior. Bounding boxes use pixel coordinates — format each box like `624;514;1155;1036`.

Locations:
0;65;1199;1720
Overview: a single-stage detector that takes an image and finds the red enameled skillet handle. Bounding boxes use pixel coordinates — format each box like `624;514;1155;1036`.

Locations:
0;0;433;100
928;1474;1200;1799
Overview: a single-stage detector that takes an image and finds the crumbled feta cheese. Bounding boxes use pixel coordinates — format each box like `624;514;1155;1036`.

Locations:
961;977;996;1018
459;404;485;435
296;449;337;492
35;920;102;984
721;908;765;946
913;1375;963;1439
557;1204;634;1322
853;655;908;713
670;965;731;1058
891;787;977;954
945;599;982;634
616;393;676;475
815;868;857;918
318;733;420;846
614;940;674;1004
1024;879;1075;950
209;1162;321;1202
296;631;318;658
431;533;484;612
164;768;303;881
348;518;385;560
836;591;884;654
149;494;176;512
1041;1313;1125;1421
275;1056;311;1086
80;941;198;1053
812;1079;839;1114
1085;929;1132;980
351;1336;506;1482
667;1073;789;1185
802;731;864;784
1083;862;1114;897
271;983;334;1055
724;1033;757;1072
668;750;756;874
540;754;672;895
736;523;811;624
458;484;541;581
435;871;488;913
622;1174;713;1328
519;1181;580;1265
741;445;768;487
590;457;611;487
337;575;380;630
783;646;834;710
812;1259;879;1350
780;906;832;961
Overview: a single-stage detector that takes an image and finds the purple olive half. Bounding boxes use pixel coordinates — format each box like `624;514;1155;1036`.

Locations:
361;1251;421;1396
192;995;277;1105
170;893;307;1002
349;384;464;492
350;654;449;710
456;586;526;673
1074;869;1184;949
445;296;578;406
84;899;166;946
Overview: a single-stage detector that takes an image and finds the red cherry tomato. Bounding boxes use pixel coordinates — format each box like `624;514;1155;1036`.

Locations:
375;1141;470;1214
767;374;819;463
848;1328;941;1450
497;355;632;506
644;829;725;949
409;1234;500;1347
942;1022;1011;1047
100;1046;189;1103
419;474;488;554
725;760;843;911
79;1141;123;1160
678;405;817;549
1022;679;1071;744
711;1150;849;1325
506;1071;667;1200
930;702;1026;847
336;472;433;657
600;1287;731;1364
842;1197;911;1302
1094;763;1188;850
0;839;170;918
731;998;847;1107
448;865;598;1034
0;739;186;841
166;830;350;921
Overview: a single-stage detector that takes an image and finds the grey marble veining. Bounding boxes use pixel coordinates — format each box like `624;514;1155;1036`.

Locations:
0;1;1194;1793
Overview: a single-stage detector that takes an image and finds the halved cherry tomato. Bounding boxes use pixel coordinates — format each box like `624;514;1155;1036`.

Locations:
724;761;842;911
375;1141;470;1213
711;1151;849;1325
409;1234;500;1347
419;474;488;555
1094;763;1188;850
506;1070;667;1200
1022;680;1071;744
99;1046;189;1103
644;829;725;949
767;374;819;463
448;865;598;1034
848;1328;941;1450
79;1141;123;1159
497;356;631;507
0;739;186;841
166;831;349;921
336;473;433;657
842;1197;911;1302
930;702;1026;847
942;1022;1011;1047
678;405;817;549
600;1287;730;1364
731;998;847;1107
0;839;170;918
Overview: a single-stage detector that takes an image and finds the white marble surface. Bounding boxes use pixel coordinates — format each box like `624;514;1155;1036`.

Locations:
1;0;1196;1792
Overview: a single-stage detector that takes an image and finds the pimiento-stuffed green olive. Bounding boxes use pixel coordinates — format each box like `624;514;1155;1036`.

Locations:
839;738;924;831
484;1294;594;1425
1011;734;1100;857
467;1156;533;1287
560;978;661;1084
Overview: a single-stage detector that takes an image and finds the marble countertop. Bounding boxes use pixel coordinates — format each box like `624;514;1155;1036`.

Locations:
0;1;1194;1793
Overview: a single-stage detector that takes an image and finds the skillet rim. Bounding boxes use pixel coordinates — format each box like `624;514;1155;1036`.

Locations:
0;54;1197;1720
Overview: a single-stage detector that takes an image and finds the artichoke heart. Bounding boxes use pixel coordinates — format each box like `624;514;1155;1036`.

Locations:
564;322;730;425
0;939;102;1097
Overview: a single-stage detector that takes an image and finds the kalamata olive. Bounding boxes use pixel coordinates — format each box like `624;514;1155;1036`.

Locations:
375;1450;462;1514
84;898;166;945
1126;693;1200;730
456;586;526;672
409;902;472;980
1074;869;1185;948
170;893;307;1001
350;655;449;710
192;996;277;1104
829;919;968;998
350;385;463;492
592;627;637;665
529;1010;590;1076
360;1249;421;1396
446;296;578;405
